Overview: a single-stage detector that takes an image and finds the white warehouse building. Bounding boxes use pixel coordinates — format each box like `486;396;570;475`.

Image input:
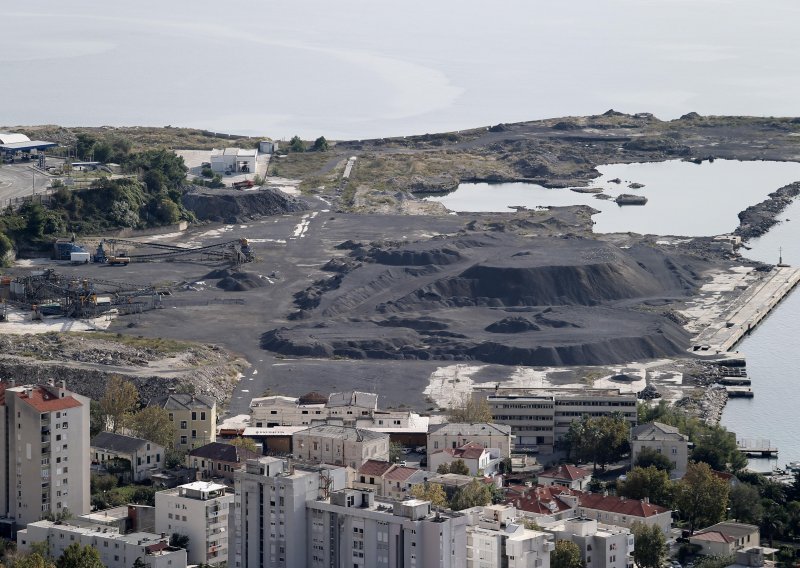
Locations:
210;147;257;174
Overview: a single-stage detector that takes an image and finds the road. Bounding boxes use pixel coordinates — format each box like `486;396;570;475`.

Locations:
0;163;51;204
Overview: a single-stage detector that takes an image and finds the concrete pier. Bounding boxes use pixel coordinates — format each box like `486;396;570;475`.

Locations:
692;266;800;353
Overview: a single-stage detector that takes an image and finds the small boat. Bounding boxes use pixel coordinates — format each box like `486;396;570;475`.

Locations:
786;461;800;472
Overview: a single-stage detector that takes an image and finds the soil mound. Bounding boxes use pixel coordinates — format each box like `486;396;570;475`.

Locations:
182;186;309;223
368;246;464;266
485;317;541;333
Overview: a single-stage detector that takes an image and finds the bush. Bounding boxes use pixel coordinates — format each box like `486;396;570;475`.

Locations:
201;167;214;178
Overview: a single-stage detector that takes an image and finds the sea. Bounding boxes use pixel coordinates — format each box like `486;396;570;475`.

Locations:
4;0;800;469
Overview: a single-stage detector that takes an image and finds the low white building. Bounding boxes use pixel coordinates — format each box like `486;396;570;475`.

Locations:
689;522;761;557
465;504;554;568
292;424;389;469
538;464;593;491
155;481;233;565
430;441;501;475
17;520;186;568
210;147;257;174
427;423;513;465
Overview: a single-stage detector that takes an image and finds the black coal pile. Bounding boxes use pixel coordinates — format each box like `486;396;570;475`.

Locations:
262;233;711;366
182;186;309;223
206;268;269;292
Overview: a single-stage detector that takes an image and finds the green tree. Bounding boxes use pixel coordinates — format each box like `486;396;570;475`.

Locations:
132;558;148;568
410;482;448;508
130;406;177;449
634;447;674;473
450;479;492;511
449;459;470;476
728;482;763;524
56;542;104;568
289;136;306;152
92;141;113;163
436;463;450;474
170;533;190;549
15;552;55;568
692;425;747;472
631;522;666;568
619;466;674;508
446;395;493;423
312;136;329;152
551;540;584;568
674;462;730;533
229;437;258;454
565;413;630;471
75;133;97;160
89;401;106;438
0;231;13;263
389;442;403;463
99;376;139;433
24;202;46;238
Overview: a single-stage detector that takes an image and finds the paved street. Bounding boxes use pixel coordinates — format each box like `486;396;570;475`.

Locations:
0;163;51;204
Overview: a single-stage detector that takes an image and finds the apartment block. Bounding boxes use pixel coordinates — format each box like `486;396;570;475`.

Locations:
0;380;90;526
306;488;468;568
465;504;554;568
474;387;637;452
155;481;233;565
233;457;349;568
17;520;186;568
543;517;635;568
148;393;216;451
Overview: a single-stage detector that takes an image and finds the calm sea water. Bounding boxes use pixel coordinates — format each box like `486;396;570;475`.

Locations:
4;1;800;138
427;160;800;237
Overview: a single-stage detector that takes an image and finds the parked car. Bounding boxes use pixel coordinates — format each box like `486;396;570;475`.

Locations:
401;447;413;455
415;446;426;453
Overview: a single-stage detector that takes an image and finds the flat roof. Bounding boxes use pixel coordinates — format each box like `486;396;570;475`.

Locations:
0;140;58;152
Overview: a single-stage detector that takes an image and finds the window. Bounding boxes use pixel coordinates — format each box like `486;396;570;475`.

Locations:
192;430;197;439
180;435;188;445
201;411;206;420
169;413;174;421
192;412;197;420
180;421;188;429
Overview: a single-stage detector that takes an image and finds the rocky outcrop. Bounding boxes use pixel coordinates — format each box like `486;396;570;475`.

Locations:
734;181;800;240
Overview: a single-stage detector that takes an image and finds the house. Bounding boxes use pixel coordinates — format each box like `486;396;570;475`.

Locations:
427;423;513;466
630;422;690;478
210;147;258;174
427;473;477;500
690;522;760;557
91;432;165;482
577;493;672;534
292;424;389;469
383;466;427;501
186;442;261;482
352;459;395;496
505;484;579;521
538;465;593;491
148;393;216;451
430;441;501;475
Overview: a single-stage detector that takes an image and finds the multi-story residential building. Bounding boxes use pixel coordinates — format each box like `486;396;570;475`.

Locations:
155;481;233;565
429;442;501;476
543;517;635;568
427;423;513;465
505;484;580;522
292;424;389;469
91;432;165;482
233;457;349;568
0;380;90;526
382;466;428;501
306;488;468;568
577;494;672;534
474;387;637;452
465;504;554;568
353;459;395;496
630;422;690;478
17;520;186;568
538;464;593;491
249;393;327;427
148;393;216;451
186;441;261;483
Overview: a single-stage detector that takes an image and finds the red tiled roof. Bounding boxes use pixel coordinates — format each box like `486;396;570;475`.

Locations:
691;531;735;544
384;466;418;482
357;459;394;477
443;442;488;460
17;387;82;413
539;464;591;481
578;493;669;517
505;484;577;515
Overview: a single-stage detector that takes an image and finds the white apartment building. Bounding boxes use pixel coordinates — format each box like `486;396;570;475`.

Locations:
466;504;554;568
293;424;389;468
18;520;186;568
0;380;90;526
543;517;635;568
475;387;638;452
630;422;690;478
427;422;512;467
155;481;233;565
233;457;350;568
307;488;468;568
